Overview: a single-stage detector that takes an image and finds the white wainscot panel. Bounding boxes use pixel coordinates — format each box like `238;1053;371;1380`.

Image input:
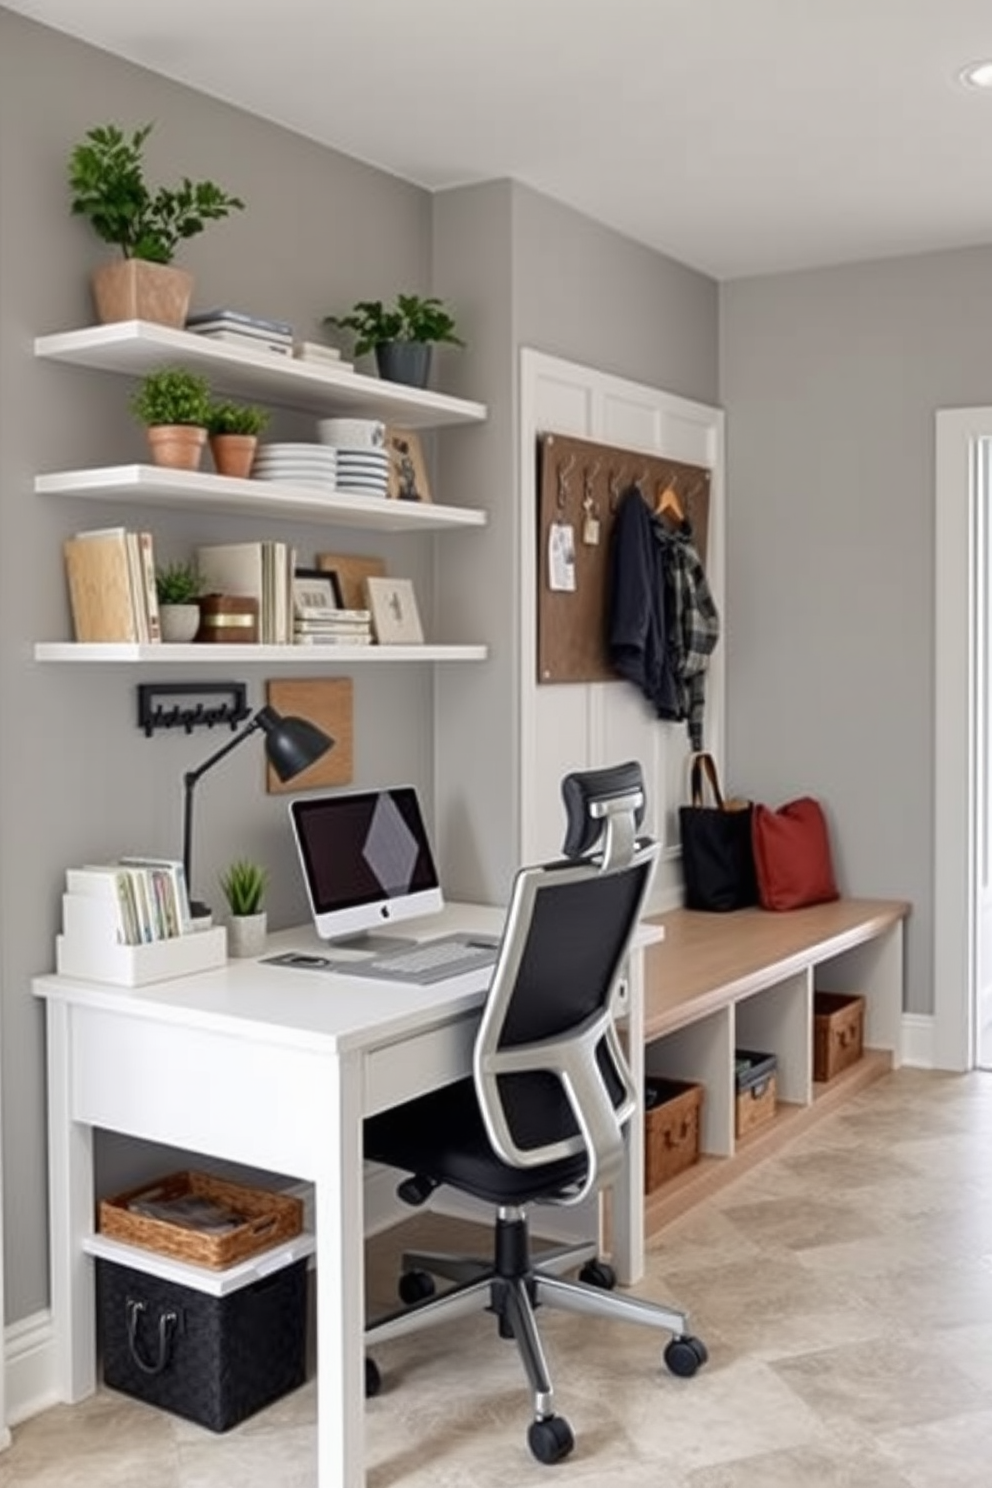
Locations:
534;375;595;436
527;685;592;861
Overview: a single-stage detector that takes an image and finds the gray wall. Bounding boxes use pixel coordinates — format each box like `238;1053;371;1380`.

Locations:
431;181;720;905
720;244;992;1017
0;8;438;1321
0;14;721;1330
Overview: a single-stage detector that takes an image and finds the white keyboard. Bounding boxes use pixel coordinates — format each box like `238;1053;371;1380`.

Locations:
361;934;500;985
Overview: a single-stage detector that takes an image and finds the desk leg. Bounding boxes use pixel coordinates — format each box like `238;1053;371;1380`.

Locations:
314;1053;366;1488
613;949;646;1287
46;1001;97;1402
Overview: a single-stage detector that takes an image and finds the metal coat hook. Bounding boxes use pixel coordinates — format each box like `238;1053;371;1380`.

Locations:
608;468;625;512
556;452;577;509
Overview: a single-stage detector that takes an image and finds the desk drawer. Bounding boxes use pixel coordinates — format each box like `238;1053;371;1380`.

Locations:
364;1014;477;1116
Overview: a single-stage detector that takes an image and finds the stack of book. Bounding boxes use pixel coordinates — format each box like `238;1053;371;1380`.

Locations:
63;858;192;948
186;308;294;357
63;527;161;643
196;540;295;644
294;607;373;646
293;340;354;373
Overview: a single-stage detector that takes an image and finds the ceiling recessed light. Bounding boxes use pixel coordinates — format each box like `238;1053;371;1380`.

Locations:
959;59;992;89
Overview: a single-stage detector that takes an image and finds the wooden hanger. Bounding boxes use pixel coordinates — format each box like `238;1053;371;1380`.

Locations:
656;478;684;523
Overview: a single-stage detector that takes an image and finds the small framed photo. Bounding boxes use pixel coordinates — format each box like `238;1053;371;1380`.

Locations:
294;568;343;617
365;576;424;644
386;427;432;503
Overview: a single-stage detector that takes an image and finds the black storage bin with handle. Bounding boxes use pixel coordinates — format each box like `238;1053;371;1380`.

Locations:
96;1254;307;1432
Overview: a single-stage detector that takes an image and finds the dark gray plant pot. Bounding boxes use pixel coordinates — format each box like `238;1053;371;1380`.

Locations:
375;341;432;388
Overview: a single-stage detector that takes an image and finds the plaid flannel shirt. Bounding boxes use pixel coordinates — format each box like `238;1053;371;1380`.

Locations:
658;522;720;750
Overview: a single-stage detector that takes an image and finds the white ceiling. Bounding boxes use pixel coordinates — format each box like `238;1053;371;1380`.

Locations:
8;0;992;280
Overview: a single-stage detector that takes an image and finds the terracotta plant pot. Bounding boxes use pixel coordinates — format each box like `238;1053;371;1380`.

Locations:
146;424;207;471
90;259;193;328
209;433;258;479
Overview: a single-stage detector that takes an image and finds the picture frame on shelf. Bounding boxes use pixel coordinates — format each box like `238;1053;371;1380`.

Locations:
364;576;424;645
293;568;343;617
386;427;432;503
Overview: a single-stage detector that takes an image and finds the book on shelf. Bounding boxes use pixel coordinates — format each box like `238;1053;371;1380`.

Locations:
196;540;294;645
190;328;294;357
293;341;354;372
292;606;371;626
186;307;294;337
292;632;374;646
63;527;160;644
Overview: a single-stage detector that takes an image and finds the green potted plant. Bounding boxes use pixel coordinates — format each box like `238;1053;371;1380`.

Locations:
155;559;203;643
323;292;464;388
130;366;212;470
206;399;270;479
68;121;245;327
219;858;269;958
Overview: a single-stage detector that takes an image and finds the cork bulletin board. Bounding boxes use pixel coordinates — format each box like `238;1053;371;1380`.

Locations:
536;431;711;685
265;678;354;793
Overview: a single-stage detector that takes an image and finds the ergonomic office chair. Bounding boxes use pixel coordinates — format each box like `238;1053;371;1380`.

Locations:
364;761;707;1465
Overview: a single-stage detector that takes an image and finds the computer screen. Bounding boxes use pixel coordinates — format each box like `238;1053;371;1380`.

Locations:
289;786;443;945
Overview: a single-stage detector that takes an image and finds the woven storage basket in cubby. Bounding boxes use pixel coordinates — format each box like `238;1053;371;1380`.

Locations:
98;1171;303;1270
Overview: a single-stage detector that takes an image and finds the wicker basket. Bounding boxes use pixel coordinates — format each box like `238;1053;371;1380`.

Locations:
644;1078;704;1192
99;1171;303;1270
813;991;866;1082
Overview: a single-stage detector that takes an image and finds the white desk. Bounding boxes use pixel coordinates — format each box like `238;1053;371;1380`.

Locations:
32;902;658;1488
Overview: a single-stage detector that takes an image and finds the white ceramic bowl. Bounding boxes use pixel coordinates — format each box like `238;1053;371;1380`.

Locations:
317;417;386;448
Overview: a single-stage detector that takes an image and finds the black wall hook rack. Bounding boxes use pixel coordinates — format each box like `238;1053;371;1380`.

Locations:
137;682;251;738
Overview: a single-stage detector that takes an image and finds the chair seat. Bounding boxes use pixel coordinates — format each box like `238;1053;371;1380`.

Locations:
364;1077;589;1205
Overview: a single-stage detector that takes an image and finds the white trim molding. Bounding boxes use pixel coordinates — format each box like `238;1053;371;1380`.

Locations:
5;1309;56;1432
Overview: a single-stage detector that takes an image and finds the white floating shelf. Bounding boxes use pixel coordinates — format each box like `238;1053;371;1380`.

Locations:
34;642;488;664
83;1230;316;1296
35;321;488;429
37;465;487;532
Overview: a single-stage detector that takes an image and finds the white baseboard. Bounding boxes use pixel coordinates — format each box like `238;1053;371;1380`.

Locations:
5;1309;57;1430
901;1012;935;1068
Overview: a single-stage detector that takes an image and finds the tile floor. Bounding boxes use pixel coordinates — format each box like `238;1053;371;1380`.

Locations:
5;1067;992;1486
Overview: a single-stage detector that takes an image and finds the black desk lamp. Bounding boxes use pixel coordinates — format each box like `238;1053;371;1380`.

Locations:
183;704;333;920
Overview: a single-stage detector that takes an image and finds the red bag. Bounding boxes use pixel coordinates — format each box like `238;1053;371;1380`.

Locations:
751;797;839;911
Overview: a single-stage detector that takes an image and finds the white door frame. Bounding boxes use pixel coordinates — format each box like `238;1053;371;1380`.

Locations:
933;408;992;1071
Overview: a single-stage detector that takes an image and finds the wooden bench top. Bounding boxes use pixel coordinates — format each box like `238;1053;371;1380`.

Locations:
642;897;909;1043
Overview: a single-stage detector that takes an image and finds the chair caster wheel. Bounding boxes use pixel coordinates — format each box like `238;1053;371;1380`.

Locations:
398;1269;436;1305
664;1335;708;1377
578;1259;616;1290
528;1413;575;1464
365;1357;382;1398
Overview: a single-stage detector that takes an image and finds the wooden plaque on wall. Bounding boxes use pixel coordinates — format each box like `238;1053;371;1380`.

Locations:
536;431;711;685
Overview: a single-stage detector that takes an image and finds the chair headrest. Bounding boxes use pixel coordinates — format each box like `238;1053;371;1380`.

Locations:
560;761;646;865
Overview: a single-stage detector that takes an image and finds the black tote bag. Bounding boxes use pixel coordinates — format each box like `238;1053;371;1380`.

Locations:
679;753;759;912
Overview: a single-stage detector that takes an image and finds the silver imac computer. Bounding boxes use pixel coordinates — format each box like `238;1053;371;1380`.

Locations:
289;786;443;950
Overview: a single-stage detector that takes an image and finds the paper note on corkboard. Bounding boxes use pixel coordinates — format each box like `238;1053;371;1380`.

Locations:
265;678;353;793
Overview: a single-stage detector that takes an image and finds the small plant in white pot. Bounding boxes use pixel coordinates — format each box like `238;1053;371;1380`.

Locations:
131;366;212;470
219;859;268;958
156;559;202;643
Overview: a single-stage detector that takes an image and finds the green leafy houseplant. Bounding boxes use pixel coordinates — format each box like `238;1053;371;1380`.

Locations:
130;367;212;427
207;400;270;437
219;859;268;917
155;560;201;605
324;293;464;358
68;122;245;264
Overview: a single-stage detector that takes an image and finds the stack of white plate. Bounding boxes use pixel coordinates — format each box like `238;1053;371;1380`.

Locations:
333;447;391;497
252;442;338;491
